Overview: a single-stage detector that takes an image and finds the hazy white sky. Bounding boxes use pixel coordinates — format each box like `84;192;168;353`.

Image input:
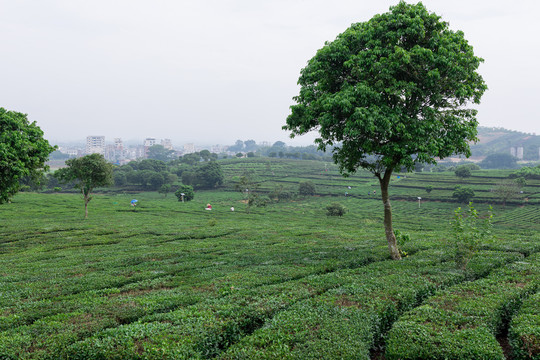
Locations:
1;0;538;146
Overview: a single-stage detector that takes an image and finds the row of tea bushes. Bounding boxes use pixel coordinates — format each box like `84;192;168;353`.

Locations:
17;249;518;360
509;291;540;359
385;253;540;359
217;250;522;360
55;269;355;359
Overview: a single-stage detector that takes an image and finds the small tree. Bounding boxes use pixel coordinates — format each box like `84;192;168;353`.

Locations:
175;185;194;202
326;203;347;216
0;108;56;203
55;154;113;218
451;203;493;269
493;179;520;207
158;184;172;197
425;185;433;194
454;166;472;180
298;181;316;196
452;185;475;203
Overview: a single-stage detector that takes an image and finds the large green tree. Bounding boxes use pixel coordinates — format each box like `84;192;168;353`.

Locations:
284;2;486;259
0;108;56;203
55;154;113;218
146;145;175;162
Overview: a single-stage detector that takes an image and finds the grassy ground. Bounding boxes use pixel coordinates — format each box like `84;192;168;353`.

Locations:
0;159;538;359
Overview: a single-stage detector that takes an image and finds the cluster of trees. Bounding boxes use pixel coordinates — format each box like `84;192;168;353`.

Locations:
226;140;333;162
113;152;224;193
509;165;540;179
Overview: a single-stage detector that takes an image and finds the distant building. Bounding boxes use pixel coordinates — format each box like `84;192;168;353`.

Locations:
65;149;79;158
114;138;124;151
184;143;196;154
144;137;157;148
510;146;524;160
143;137;157;157
86;136;105;155
161;139;173;150
211;145;226;154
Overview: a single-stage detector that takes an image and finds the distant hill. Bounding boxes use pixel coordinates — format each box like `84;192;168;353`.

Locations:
470;127;540;161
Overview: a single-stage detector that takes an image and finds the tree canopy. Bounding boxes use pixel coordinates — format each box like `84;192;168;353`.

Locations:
0;108;56;203
283;2;486;259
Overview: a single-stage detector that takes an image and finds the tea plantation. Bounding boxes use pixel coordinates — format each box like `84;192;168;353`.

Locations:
1;159;539;359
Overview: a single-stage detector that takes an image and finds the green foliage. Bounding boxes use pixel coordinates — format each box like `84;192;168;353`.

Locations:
298;181;316;196
452;185;475;203
0;108;56;203
326;202;346;216
394;229;411;257
54;153;113;218
146;144;175;162
1;160;540;359
509;292;540;359
174;185;194;202
284;2;486;175
510;165;540;180
425;185;433;194
461;163;481;171
451;203;493;269
494;179;521;206
454;165;472;179
247;193;269;208
193;161;224;189
386;254;539;359
480;153;519;169
158;184;172;197
283;2;486;260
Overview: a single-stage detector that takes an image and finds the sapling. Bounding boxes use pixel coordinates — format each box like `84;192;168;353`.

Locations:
451;203;494;270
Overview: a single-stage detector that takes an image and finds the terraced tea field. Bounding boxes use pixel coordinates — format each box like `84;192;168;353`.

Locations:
1;159;539;359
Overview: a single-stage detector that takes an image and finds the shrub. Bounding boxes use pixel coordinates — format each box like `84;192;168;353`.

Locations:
174;185;194;202
326;203;346;216
452;185;475;203
386;253;540;360
454;165;471;179
509;292;540;359
298;181;316;196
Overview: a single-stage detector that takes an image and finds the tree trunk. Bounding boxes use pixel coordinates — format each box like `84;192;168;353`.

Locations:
378;169;401;260
84;196;89;219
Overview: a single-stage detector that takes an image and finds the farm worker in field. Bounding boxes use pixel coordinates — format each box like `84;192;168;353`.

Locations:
230;207;235;211
206;204;212;210
130;199;138;206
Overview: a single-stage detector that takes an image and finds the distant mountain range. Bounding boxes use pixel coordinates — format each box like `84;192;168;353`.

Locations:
470;127;540;161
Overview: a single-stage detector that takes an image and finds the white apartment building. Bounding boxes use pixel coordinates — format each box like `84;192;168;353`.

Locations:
86;136;105;155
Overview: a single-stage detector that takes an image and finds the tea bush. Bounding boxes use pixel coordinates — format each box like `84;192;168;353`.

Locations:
509;291;540;359
386;253;540;359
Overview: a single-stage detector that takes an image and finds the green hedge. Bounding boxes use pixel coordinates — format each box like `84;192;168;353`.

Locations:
217;250;521;359
385;253;540;359
509;291;540;359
